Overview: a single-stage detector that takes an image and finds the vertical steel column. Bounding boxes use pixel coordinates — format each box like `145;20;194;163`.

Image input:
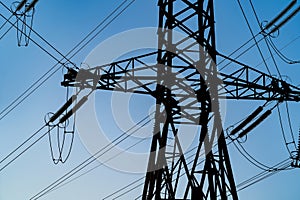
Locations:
143;0;238;199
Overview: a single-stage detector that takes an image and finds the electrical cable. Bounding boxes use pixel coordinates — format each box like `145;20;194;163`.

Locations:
48;87;76;164
217;32;260;68
248;1;298;156
0;13;13;32
0;13;65;63
253;35;300;68
48;123;75;164
48;126;60;165
59;87;76;164
0;88;87;171
0;124;46;166
232;140;271;171
65;0;136;64
102;177;144;200
106;146;201;199
219;33;276;71
0;125;54;172
130;142;234;199
112;181;144;200
33;126;200;199
218;0;299;71
248;0;283;79
32;118;150;199
220;159;292;199
241;159;291;186
114;136;290;199
106;144;199;199
285;101;297;149
1;0;296;198
0;63;61;121
44;117;152;197
236;159;292;192
111;140;233;199
267;36;300;64
0;1;75;64
30;112;152;200
0;20;15;40
104;2;298;198
0;0;136;122
277;104;293;157
236;0;271;75
16;3;35;46
0;0;141;194
227;102;284;171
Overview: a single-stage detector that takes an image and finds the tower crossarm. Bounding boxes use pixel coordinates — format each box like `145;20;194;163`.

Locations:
61;51;300;103
220;63;300;102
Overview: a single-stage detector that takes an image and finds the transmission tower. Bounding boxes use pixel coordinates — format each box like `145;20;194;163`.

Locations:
142;0;238;199
61;0;300;199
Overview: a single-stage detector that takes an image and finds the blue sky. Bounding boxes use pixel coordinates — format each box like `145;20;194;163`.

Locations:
0;0;300;199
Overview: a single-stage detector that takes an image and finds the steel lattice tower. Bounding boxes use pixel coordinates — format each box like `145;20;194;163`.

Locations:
142;0;238;199
61;0;300;199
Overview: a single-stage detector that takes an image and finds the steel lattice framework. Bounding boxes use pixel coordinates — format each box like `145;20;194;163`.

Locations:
61;0;300;199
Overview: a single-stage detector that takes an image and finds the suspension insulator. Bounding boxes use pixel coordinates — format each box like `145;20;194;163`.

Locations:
238;110;272;138
48;95;77;123
269;5;300;34
264;0;297;30
15;0;28;12
25;0;39;12
59;96;88;124
230;106;263;135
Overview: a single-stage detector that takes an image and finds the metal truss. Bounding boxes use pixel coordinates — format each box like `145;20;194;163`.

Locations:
61;0;300;199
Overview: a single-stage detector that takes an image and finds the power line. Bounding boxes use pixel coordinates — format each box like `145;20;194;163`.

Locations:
107;140;232;199
0;0;139;192
218;1;299;71
277;105;294;157
219;34;269;71
248;0;282;78
0;125;53;172
47;87;76;164
0;20;15;40
55;145;200;199
112;181;144;200
285;101;297;149
0;0;136;121
247;1;298;156
236;0;271;75
46;117;209;198
55;128;150;199
44;119;152;197
107;135;291;199
102;177;145;200
267;36;300;64
106;148;199;199
0;1;73;63
232;140;273;171
0;124;46;166
236;158;292;192
65;0;136;62
0;12;64;63
0;0;138;182
0;88;83;171
0;14;12;32
1;1;298;198
30;113;151;200
253;35;300;68
0;0;137;171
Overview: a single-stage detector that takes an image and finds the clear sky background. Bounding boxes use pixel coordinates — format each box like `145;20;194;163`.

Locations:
0;0;300;199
